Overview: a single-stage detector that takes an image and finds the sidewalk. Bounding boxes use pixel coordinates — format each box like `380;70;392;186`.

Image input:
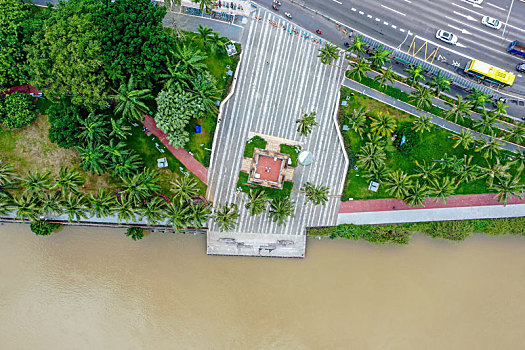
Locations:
343;78;524;153
141;115;208;184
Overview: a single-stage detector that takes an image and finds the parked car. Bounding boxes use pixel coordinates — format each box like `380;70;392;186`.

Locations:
481;16;502;30
517;63;525;73
436;30;458;45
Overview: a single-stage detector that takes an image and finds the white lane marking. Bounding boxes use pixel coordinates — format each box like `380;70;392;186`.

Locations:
447;24;472;35
367;14;373;18
384;21;389;25
403;0;412;2
392;25;397;29
375;17;381;21
460;0;483;8
332;0;342;4
518;74;523;78
359;10;364;15
400;28;406;32
456;42;467;48
487;2;505;11
460;37;524;61
380;4;406;16
351;7;356;11
445;15;512;41
453;10;476;21
452;3;525;34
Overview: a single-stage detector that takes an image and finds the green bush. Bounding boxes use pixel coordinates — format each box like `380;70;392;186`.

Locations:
30;221;61;236
309;224;411;245
47;98;85;148
125;227;144;241
243;135;267;157
424;220;473;241
236;171;292;199
393;123;420;155
485;218;525;236
0;92;35;129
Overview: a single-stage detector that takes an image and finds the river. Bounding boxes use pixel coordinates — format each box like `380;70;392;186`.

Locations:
1;223;524;349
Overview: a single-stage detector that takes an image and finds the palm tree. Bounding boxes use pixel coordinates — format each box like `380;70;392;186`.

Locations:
76;142;108;175
103;139;129;163
490;173;524;206
140;196;166;225
357;143;386;172
367;45;391;70
23;170;51;196
163;201;188;231
409;86;434;110
269;197;295;226
296;110;318;137
491;100;508;117
109;117;131;140
384;169;412;198
453;129;475;150
110;152;143;178
40;191;63;217
445;95;473;123
209;32;228;55
302;182;329;206
318;43;340;66
0;195;14;216
186;202;211;228
373;66;396;90
478;157;511;186
347;34;365;58
509;149;525;171
345;106;367;135
403;180;428;207
0;162;17;197
139;168;161;195
475;137;502;159
414;160;441;184
13;194;40;221
504;123;525;145
197;24;213;47
244;189;268;216
53;167;84;195
454;155;479;184
212;203;239;232
370;112;396;138
473;111;497;135
170;174;199;205
113;194;138;224
88;188;115;218
194;0;212;13
112;76;152;121
171;44;208;77
363;164;387;184
120;173;150;206
159;59;192;92
429;71;452;97
412;114;433;134
61;193;87;222
429;176;457;204
191;72;220;114
404;64;425;87
467;88;491;110
79;112;109;143
347;57;371;81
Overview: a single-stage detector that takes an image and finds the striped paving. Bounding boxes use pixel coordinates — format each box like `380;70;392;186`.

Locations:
206;9;348;257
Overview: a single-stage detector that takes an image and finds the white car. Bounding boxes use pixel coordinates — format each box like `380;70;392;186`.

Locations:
436;30;458;45
466;0;483;4
481;16;502;30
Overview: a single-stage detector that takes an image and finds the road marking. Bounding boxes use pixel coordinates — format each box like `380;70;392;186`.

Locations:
400;28;406;32
332;0;342;4
375;17;381;21
452;3;525;34
351;7;356;11
487;2;505;11
384;21;389;25
403;0;412;2
380;4;406;16
447;24;472;35
518;74;523;78
456;42;467;48
359;10;364;15
460;0;483;8
460;36;523;60
367;14;372;18
445;15;512;41
392;25;397;29
453;10;476;21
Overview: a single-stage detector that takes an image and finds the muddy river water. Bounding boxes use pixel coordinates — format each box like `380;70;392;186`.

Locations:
1;223;524;349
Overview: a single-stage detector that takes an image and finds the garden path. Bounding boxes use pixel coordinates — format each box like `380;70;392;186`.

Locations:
141;115;208;185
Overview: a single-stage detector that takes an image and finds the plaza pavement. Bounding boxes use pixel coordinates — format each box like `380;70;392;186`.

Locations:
206;8;348;257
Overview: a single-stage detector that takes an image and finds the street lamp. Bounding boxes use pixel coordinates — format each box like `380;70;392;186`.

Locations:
502;0;515;37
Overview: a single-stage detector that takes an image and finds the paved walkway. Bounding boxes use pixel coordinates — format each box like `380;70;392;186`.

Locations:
141;115;208;184
340;193;525;213
343;78;524;153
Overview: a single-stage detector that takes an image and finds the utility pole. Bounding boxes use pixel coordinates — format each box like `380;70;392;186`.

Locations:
502;0;514;38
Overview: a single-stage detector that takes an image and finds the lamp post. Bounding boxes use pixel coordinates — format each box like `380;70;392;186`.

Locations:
502;0;515;38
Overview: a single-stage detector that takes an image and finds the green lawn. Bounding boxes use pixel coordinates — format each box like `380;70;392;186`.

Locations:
280;144;300;167
236;171;293;199
339;87;520;201
243;135;267;158
126;125;207;196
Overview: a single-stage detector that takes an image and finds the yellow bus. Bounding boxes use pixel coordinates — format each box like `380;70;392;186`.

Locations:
464;60;515;87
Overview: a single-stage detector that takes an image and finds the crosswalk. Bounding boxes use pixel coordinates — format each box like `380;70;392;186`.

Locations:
206;9;348;255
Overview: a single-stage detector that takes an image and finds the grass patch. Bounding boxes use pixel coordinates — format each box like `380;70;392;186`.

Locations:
279;144;300;167
236;171;293;199
126;124;207;196
243;135;267;158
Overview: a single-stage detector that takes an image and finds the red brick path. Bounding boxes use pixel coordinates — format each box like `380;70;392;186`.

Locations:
339;193;525;213
141;115;208;185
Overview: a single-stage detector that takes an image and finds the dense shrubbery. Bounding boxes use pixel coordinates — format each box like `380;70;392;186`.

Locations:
30;221;61;236
393;123;419;155
0;92;35;128
125;227;144;241
47;98;85;148
308;218;525;245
